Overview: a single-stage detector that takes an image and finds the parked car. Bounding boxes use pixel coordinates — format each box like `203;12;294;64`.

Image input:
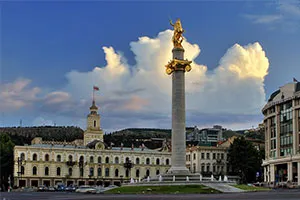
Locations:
54;184;66;191
48;186;56;192
37;185;48;192
65;185;76;192
75;186;96;193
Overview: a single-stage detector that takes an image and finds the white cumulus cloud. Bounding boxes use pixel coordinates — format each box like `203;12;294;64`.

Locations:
62;30;269;129
2;30;269;130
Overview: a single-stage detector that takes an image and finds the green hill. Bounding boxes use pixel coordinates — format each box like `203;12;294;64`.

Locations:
0;126;83;145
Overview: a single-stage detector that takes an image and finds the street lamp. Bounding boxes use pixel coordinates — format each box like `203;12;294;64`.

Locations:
17;157;26;187
124;159;134;180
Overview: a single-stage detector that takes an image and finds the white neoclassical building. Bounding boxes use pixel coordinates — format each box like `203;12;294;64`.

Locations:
262;81;300;185
13;100;171;187
186;145;228;175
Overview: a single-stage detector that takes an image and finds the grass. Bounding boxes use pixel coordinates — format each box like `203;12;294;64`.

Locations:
105;185;221;194
233;184;270;191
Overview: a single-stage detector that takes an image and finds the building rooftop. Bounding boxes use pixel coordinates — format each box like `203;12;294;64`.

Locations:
19;143;163;153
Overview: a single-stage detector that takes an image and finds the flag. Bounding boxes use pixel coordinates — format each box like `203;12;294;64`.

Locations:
293;78;298;82
93;86;99;91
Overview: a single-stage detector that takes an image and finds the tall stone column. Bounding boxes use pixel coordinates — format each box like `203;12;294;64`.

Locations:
171;49;188;174
165;19;192;175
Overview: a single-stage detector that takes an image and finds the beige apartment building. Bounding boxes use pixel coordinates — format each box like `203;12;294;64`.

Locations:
186;145;228;175
262;81;300;185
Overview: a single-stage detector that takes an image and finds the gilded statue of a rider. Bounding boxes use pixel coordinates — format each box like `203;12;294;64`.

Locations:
170;19;184;49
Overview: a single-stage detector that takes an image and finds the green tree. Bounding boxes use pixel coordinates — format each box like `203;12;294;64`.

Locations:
227;137;262;183
0;133;15;190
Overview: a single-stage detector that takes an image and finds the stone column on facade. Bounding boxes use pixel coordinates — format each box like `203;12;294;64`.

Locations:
270;164;275;183
298;162;300;186
293;100;297;154
288;162;293;181
276;105;281;158
296;109;299;153
266;118;270;159
264;166;267;182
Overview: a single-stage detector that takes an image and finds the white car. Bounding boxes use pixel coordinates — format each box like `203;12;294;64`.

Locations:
75;186;97;194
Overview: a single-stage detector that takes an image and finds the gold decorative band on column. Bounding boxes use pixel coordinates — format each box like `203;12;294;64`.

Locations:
165;59;192;75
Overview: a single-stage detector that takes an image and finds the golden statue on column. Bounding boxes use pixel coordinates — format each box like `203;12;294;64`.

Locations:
170;19;184;49
165;18;192;75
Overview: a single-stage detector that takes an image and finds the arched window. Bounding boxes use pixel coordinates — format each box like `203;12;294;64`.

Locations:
206;163;210;172
136;158;140;165
79;156;84;163
98;156;101;163
57;167;61;176
56;155;61;162
166;159;170;165
105;157;109;163
125;157;129;162
45;154;49;161
146;169;150;177
136;169;140;177
32;166;37;175
21;166;25;175
20;153;25;160
89;167;94;176
90;156;94;163
69;168;72;176
68;155;73;162
80;168;84;177
32;154;37;161
156;169;160;175
125;169;130;177
105;168;109;177
115;157;119;164
115;169;119;177
45;167;49;176
97;168;102;177
156;158;160;165
146;158;150;165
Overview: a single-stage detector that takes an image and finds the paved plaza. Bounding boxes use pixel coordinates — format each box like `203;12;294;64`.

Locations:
2;190;300;200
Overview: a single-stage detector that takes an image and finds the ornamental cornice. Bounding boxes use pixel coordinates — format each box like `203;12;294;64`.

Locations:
262;95;300;112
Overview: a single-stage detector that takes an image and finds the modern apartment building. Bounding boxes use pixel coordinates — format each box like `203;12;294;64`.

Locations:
262;81;300;185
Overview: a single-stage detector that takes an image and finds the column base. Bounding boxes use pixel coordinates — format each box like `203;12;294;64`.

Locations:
167;166;190;175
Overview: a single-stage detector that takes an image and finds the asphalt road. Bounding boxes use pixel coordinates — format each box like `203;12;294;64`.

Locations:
1;190;300;200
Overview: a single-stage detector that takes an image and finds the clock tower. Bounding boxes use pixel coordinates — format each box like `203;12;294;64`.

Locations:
83;100;104;145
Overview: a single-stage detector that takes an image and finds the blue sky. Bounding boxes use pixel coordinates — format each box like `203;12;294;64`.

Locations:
1;1;300;131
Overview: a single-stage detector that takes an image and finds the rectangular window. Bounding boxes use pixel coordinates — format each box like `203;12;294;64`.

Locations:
201;153;205;159
221;153;224;159
193;153;196;160
206;165;210;172
206;153;210;159
201;165;205;172
213;153;216;159
213;166;216;172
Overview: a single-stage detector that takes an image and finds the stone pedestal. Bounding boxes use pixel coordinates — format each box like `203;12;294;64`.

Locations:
167;47;189;175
